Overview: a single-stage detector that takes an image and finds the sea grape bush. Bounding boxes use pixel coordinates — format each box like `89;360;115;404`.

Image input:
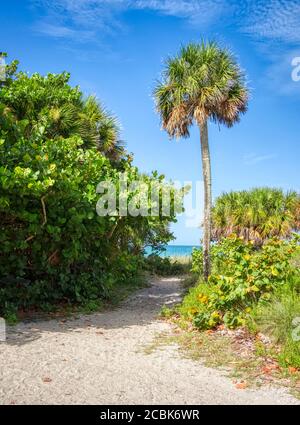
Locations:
0;59;182;318
181;235;300;329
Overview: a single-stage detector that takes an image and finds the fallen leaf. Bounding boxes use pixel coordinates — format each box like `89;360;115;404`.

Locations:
235;381;248;390
262;364;278;374
288;367;299;374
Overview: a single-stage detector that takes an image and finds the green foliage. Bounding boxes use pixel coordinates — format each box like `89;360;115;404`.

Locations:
180;235;300;330
0;58;182;318
190;247;203;275
144;254;190;276
160;305;174;318
0;64;125;161
212;188;300;244
250;282;300;368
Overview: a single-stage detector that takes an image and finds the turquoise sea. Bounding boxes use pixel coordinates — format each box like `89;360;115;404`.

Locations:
146;245;200;258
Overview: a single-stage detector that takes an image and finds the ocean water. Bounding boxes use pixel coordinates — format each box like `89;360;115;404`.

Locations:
146;245;200;258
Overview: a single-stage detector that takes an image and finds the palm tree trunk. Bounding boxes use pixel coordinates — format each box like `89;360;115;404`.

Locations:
200;120;212;281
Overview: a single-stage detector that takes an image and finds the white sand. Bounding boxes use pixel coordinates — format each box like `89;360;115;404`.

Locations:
0;277;299;405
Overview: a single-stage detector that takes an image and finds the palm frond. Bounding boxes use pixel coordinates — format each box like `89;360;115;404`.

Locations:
212;188;300;244
153;41;249;136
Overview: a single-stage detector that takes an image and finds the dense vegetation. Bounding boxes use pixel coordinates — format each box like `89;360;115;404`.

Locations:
144;254;191;277
212;188;300;244
0;58;183;320
180;188;300;369
182;235;300;329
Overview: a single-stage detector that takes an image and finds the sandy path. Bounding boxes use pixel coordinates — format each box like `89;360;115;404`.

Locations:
0;277;299;405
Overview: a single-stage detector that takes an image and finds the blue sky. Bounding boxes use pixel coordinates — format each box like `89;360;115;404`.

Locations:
2;0;300;244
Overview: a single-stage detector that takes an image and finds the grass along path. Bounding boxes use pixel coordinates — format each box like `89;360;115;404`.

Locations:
0;277;299;405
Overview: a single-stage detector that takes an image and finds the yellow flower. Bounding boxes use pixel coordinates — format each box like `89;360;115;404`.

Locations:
250;285;260;292
225;276;234;284
197;294;209;304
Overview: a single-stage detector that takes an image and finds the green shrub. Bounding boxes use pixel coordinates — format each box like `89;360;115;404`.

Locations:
0;61;181;318
144;254;190;276
250;283;300;368
191;244;231;277
181;235;300;330
191;248;203;275
0;131;177;316
212;188;300;244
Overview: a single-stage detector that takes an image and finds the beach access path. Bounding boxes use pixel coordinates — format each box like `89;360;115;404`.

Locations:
0;277;299;405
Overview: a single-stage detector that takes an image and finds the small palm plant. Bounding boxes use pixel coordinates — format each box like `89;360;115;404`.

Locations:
212;188;300;244
46;96;125;159
154;41;249;280
78;96;125;160
0;62;125;162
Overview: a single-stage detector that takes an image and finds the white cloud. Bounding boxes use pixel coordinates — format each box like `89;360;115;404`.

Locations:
242;0;300;44
29;0;300;101
135;0;227;24
244;153;277;165
151;0;300;92
34;22;96;40
33;0;229;41
32;1;300;48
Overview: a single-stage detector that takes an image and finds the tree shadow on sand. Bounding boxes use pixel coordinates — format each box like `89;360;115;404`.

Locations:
3;278;182;347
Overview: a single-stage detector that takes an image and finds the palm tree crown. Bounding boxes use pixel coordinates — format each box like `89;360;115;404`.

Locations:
154;41;248;137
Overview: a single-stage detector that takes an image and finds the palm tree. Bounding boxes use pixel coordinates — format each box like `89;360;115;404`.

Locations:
45;96;125;160
1;65;126;162
77;96;125;160
212;188;300;244
154;41;249;280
